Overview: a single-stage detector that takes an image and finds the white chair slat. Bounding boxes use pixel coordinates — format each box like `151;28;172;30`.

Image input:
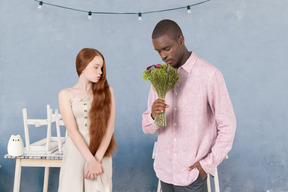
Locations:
22;105;66;154
26;119;48;127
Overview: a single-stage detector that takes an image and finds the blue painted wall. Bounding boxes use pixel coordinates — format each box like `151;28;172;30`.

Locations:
1;0;288;191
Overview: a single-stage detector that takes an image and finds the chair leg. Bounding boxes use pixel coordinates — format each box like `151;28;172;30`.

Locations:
207;174;211;192
13;159;22;192
214;167;220;192
46;106;52;153
22;108;30;151
43;167;49;192
55;109;62;153
157;179;161;192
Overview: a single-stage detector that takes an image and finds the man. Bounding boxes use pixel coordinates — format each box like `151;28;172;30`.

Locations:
142;19;236;192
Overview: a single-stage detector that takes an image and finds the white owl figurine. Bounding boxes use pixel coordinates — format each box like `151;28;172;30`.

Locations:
7;135;24;156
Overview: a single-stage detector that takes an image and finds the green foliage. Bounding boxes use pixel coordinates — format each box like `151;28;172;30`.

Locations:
142;64;179;126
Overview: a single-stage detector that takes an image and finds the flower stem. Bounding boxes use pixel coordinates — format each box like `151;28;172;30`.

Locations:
154;111;167;127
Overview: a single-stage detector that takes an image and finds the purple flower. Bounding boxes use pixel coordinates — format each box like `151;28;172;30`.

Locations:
147;64;162;71
147;65;154;71
155;64;161;68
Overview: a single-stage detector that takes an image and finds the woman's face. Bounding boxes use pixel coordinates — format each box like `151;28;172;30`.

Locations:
81;56;103;83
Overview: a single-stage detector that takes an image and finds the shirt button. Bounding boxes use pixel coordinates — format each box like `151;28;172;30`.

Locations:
174;138;177;141
174;123;177;126
174;153;177;156
174;108;177;111
175;92;178;95
84;110;88;112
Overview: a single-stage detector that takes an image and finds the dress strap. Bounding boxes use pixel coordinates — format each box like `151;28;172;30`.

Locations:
68;88;75;97
68;88;75;104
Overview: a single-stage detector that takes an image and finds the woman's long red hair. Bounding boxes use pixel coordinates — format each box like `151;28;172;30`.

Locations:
76;48;117;157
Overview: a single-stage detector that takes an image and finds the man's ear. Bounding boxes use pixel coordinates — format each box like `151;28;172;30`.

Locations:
178;35;185;45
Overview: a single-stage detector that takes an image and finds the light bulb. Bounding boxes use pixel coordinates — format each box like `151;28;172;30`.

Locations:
138;12;142;21
88;11;92;20
38;1;43;9
187;5;192;14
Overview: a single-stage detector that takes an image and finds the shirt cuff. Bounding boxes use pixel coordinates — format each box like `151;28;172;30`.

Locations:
199;159;216;177
148;113;155;125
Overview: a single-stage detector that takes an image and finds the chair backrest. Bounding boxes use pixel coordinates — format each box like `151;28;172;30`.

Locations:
52;109;67;153
22;105;52;151
23;105;67;154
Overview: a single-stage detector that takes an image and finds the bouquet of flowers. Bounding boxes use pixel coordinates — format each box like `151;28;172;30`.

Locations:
142;64;179;127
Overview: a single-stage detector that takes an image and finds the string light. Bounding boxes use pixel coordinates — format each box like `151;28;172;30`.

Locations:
37;1;43;9
34;0;211;20
187;5;192;14
88;11;92;20
138;12;143;21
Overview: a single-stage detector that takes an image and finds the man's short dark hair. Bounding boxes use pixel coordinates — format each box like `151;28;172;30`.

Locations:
152;19;183;40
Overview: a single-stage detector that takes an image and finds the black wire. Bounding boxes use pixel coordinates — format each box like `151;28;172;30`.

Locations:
34;0;211;15
92;11;136;15
35;0;87;13
143;0;211;14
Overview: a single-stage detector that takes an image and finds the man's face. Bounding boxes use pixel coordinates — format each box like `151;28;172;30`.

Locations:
152;35;184;68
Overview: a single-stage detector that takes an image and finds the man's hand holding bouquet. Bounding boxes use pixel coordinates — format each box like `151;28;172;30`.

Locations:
143;64;179;127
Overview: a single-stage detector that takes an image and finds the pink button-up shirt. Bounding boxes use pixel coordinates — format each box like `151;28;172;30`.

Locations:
142;52;236;186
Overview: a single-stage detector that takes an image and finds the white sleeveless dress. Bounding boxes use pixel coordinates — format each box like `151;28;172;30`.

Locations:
58;98;112;192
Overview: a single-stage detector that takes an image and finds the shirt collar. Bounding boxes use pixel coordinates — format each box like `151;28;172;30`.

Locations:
178;51;197;73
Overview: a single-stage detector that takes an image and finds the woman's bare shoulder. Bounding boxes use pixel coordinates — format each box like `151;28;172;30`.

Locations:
108;85;115;96
108;85;114;92
59;88;72;101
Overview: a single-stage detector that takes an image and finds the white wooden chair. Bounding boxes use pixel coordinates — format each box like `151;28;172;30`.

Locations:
206;155;228;192
51;109;67;153
152;142;162;192
152;141;227;192
23;105;66;154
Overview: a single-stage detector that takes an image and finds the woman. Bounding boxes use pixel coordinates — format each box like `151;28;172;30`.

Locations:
58;48;117;192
